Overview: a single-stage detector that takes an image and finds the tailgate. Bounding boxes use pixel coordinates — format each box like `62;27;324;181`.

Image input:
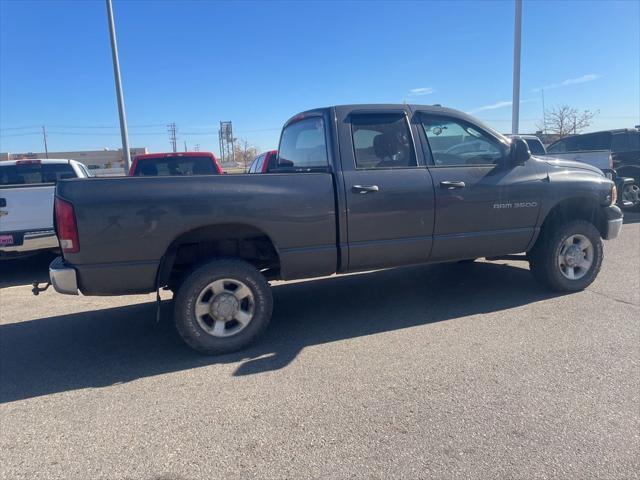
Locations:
0;185;55;232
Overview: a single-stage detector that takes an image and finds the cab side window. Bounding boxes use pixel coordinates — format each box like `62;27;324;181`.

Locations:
420;115;507;166
350;113;417;169
547;136;579;153
250;154;264;173
613;132;639;153
277;117;328;171
577;132;611;151
547;139;567;153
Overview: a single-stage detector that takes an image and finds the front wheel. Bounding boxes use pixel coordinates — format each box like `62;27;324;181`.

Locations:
528;220;604;292
620;182;640;211
174;258;273;354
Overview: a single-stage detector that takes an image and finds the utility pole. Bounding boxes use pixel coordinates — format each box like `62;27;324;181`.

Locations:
167;122;177;153
41;126;49;159
184;141;187;152
242;139;249;172
511;0;522;135
194;144;200;152
105;0;131;171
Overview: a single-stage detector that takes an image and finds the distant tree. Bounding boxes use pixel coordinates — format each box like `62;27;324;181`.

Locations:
233;138;259;171
538;105;598;138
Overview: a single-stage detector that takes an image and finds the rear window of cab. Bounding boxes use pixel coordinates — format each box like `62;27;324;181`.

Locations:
0;162;76;185
132;156;218;176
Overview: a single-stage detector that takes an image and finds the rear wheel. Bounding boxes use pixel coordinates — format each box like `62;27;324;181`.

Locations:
529;220;603;292
174;258;273;354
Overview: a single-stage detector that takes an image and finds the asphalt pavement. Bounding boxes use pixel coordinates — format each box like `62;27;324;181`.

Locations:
1;214;639;480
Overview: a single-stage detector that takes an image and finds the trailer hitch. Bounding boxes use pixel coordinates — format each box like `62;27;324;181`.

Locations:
31;281;51;296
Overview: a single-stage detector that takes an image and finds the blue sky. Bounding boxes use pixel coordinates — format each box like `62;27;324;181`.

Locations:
1;0;638;155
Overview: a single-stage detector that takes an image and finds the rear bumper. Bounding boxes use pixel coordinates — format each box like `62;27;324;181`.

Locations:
49;257;159;296
0;229;58;254
602;205;623;240
49;256;79;295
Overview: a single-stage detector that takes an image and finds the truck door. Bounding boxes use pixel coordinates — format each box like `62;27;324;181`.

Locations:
414;110;544;261
336;107;435;271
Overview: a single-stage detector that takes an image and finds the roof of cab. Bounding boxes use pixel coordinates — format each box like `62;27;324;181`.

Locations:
0;158;76;166
134;152;218;160
284;104;508;142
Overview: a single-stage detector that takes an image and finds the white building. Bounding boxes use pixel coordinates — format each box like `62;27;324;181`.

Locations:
0;147;147;174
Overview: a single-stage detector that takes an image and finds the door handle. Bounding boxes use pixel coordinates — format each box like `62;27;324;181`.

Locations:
440;181;466;190
352;185;379;193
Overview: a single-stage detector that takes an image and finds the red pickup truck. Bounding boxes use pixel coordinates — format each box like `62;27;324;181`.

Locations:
129;152;223;176
248;150;278;173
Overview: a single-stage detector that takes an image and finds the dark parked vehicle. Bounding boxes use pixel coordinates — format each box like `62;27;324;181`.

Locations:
506;134;547;156
248;150;278;173
547;129;640;209
129;152;223;176
47;104;622;354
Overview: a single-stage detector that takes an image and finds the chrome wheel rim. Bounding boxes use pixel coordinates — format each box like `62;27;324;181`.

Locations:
622;184;640;205
557;234;594;280
194;279;255;337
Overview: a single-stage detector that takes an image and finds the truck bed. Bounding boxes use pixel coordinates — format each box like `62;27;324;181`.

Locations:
547;150;611;172
56;174;338;294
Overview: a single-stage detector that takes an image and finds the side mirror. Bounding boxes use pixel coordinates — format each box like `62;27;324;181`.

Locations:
510;137;531;166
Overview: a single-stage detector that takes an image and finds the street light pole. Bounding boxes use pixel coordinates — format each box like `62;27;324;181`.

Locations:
511;0;522;135
105;0;131;171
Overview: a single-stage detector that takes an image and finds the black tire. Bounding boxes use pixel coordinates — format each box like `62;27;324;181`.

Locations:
528;220;603;292
174;258;273;355
621;181;640;212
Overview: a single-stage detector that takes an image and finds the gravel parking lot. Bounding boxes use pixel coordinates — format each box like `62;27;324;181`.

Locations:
1;214;639;480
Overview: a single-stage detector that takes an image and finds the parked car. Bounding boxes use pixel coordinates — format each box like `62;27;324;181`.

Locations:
506;134;547;156
0;159;91;258
248;150;278;173
46;104;622;354
546;129;640;209
129;152;223;176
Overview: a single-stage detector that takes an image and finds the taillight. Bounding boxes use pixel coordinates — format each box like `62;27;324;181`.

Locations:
54;197;79;253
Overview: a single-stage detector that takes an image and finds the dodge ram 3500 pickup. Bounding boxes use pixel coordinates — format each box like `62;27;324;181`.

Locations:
47;104;623;354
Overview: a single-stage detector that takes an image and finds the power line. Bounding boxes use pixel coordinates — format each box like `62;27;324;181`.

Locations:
47;124;166;129
0;131;42;137
45;131;166;136
2;124;286;133
0;125;41;131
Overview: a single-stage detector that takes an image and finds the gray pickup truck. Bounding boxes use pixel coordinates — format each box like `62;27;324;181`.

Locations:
48;104;623;354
